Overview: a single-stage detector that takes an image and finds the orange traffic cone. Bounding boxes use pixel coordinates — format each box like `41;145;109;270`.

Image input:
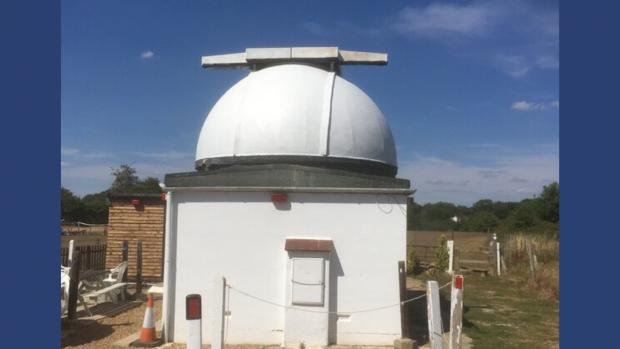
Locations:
131;294;162;347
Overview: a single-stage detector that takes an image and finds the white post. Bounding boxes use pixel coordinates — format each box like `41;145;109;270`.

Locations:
427;280;444;349
186;294;202;349
162;191;176;342
449;275;464;349
496;242;501;276
211;277;226;349
447;240;454;274
68;239;75;266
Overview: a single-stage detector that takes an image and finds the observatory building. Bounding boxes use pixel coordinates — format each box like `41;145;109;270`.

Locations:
161;47;413;347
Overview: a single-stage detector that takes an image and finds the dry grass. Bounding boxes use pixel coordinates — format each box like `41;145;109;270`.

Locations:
418;272;559;349
502;234;559;301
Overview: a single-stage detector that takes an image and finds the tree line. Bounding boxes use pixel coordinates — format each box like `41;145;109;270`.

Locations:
62;164;559;237
61;164;162;224
407;182;559;237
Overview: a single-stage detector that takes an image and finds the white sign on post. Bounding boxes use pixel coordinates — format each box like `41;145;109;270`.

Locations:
427;280;444;349
449;275;464;349
447;240;454;274
186;294;202;349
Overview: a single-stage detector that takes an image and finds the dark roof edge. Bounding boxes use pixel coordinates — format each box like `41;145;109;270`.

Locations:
164;164;411;191
107;193;163;200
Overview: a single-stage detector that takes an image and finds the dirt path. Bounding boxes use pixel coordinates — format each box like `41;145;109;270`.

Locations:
61;298;162;348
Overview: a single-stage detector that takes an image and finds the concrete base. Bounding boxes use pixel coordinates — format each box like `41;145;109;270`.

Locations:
394;338;417;349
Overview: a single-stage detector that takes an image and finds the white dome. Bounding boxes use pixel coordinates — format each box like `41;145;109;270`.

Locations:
196;64;397;172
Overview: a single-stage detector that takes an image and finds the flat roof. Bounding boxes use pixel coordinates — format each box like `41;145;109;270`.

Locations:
201;47;388;69
164;164;412;194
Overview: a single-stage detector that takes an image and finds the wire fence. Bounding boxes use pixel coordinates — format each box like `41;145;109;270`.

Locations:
226;280;452;315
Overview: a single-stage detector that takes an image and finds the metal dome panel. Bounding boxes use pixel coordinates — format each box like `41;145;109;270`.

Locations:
195;64;398;172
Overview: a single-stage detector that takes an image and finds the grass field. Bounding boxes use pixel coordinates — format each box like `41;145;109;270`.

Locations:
412;272;559;349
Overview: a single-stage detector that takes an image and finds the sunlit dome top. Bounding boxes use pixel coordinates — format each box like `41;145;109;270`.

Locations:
195;64;398;176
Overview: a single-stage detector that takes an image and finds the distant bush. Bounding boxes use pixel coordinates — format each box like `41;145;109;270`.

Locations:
406;248;419;274
435;235;449;272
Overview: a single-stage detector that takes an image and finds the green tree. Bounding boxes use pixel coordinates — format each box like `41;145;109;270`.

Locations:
509;202;537;230
538;182;559;223
61;187;82;222
463;211;499;232
135;176;162;194
472;199;494;213
110;164;139;193
81;191;109;224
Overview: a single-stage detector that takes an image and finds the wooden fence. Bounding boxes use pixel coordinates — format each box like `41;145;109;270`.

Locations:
410;244;439;263
61;243;107;271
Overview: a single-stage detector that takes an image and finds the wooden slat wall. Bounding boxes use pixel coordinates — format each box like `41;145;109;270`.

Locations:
106;202;165;281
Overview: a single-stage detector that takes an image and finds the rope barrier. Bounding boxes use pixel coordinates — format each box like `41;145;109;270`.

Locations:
226;280;452;315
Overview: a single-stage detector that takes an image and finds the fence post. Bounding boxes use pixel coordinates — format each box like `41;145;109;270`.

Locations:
68;239;75;266
496;242;501;276
449;275;464;349
447;240;454;274
398;261;411;338
85;245;91;270
136;241;143;294
454;248;460;272
67;250;81;320
526;239;534;279
211;277;226;349
122;240;129;282
426;280;444;349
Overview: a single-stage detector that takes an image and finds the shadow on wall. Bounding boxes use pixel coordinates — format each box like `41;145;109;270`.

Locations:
328;245;344;344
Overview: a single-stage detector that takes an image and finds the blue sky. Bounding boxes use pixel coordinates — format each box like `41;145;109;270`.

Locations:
61;0;559;205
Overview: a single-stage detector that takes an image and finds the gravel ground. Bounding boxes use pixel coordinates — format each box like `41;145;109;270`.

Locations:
61;298;162;348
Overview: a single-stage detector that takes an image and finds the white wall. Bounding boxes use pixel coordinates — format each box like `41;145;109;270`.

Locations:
166;190;407;345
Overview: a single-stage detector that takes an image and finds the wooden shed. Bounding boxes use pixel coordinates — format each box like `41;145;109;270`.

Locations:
106;193;165;281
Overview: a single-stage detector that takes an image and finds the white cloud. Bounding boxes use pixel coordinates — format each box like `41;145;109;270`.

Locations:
61;147;112;159
398;151;559;205
394;3;494;38
61;147;79;156
511;101;535;111
132;151;194;161
140;51;155;59
536;56;559;69
301;21;327;36
390;2;558;78
495;54;530;78
511;100;559;111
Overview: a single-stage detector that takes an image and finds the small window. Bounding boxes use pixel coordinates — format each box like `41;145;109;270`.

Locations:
291;258;325;306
